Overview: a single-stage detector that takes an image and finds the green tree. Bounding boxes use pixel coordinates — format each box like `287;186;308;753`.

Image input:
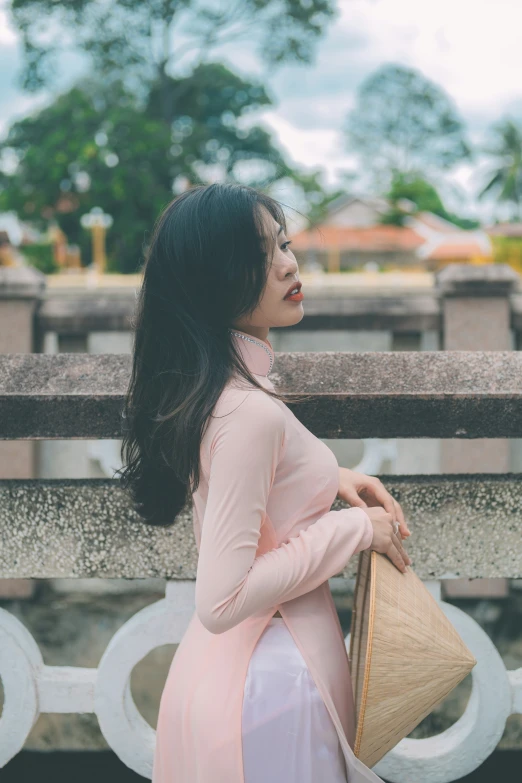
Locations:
387;174;446;216
479;118;522;220
8;0;337;109
0;67;332;272
345;64;471;183
3;0;340;271
380;173;479;229
0;83;177;272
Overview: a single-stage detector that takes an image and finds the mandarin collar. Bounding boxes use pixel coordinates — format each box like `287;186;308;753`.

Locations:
228;328;275;376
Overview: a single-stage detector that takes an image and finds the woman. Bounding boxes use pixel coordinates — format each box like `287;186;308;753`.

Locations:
119;182;411;783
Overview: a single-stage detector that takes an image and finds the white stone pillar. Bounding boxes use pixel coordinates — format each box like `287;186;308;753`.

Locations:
436;263;519;598
0;265;46;598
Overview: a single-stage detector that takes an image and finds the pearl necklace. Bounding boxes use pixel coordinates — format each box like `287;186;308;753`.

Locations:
228;329;274;374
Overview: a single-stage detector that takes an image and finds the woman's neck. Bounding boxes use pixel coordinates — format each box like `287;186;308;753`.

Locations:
229;326;270;345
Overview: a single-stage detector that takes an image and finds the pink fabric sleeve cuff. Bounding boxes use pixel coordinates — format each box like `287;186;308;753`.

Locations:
349;507;374;554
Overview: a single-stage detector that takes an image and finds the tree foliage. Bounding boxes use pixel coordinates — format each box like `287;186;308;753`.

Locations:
479;118;522;219
0;64;333;271
380;173;479;229
8;0;337;101
345;64;471;182
0;67;285;272
0;83;175;272
387;174;446;216
2;0;339;271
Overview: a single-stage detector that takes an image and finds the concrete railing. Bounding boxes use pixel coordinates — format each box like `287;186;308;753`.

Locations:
0;351;522;782
32;264;522;336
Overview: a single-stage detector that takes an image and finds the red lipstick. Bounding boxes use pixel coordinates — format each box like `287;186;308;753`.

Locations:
283;280;304;302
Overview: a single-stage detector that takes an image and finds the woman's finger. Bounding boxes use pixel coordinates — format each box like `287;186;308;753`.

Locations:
368;481;410;537
392;530;411;566
392;498;410;538
386;541;408;573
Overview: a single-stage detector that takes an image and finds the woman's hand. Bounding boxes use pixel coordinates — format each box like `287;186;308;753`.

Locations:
337;467;410;538
363;506;411;573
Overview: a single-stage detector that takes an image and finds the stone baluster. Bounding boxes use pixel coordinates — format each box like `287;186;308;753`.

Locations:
436;263;519;599
0;265;46;598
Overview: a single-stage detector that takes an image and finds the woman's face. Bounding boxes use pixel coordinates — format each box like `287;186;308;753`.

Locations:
233;205;304;335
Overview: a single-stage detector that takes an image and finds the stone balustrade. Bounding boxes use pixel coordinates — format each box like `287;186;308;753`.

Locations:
2;350;522;439
32;264;522;336
0;351;521;781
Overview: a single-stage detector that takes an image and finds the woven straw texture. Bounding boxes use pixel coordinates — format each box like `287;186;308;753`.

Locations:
349;549;476;768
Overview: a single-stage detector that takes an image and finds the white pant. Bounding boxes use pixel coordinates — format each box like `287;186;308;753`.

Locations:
242;617;348;783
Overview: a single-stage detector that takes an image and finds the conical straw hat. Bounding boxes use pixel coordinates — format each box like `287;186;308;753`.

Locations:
348;549;476;768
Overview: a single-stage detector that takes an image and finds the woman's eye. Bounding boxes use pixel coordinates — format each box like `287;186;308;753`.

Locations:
281;240;292;252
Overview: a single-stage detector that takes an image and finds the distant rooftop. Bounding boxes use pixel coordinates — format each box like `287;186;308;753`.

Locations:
486;223;522;238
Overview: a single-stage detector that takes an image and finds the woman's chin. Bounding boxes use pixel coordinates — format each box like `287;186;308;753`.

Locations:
278;303;305;327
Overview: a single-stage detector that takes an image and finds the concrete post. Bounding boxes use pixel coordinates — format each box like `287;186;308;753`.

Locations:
436;263;519;598
0;265;46;597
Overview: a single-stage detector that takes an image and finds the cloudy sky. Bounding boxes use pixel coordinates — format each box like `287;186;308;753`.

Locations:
1;0;522;222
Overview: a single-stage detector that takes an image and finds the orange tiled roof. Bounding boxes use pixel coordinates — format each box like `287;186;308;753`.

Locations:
425;243;490;261
486;223;522;237
290;225;424;253
413;212;461;233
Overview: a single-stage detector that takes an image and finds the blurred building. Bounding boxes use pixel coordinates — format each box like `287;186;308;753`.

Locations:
291;196;492;272
0;210;41;246
0;231;17;266
0;212;82;271
0;229;30;267
487;223;522;274
487;223;522;238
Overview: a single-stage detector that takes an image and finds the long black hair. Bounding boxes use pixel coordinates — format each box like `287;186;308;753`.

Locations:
116;182;311;527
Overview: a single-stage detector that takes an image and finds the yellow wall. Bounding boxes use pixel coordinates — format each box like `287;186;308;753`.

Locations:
491;236;522;273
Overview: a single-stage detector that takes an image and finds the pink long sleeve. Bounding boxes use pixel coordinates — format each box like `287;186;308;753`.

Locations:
195;391;373;634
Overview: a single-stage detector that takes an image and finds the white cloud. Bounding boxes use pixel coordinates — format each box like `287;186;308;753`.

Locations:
345;0;522;117
0;6;17;45
257;0;522;205
260;112;358;187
